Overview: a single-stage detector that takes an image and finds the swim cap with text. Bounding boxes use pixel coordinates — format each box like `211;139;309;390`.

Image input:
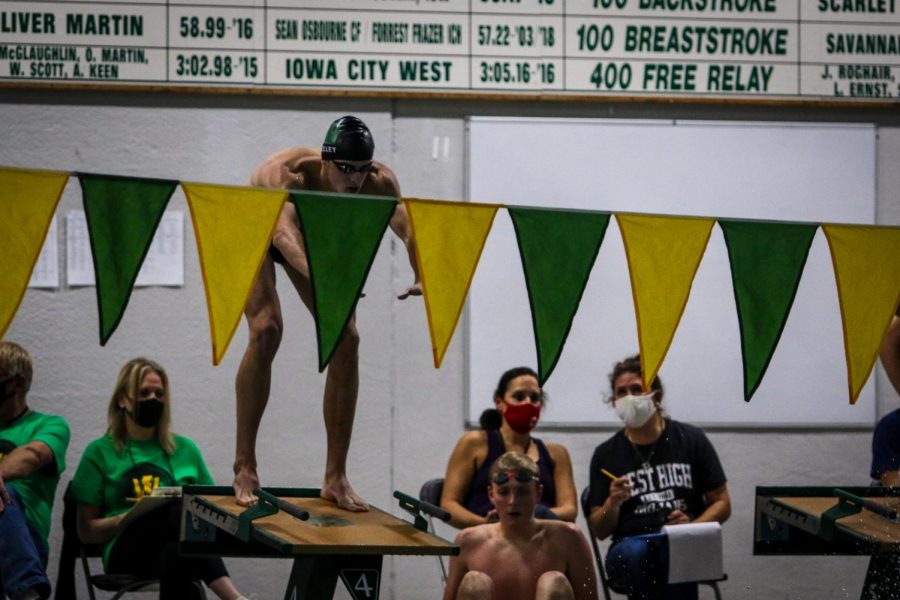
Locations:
321;115;375;162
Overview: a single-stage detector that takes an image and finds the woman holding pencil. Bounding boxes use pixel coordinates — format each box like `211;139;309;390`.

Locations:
440;366;578;528
587;354;731;600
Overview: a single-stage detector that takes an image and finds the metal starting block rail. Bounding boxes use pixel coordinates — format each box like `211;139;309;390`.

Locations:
180;485;458;600
393;490;452;532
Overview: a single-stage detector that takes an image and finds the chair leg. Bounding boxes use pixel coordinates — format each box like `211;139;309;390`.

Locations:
703;581;722;600
80;551;98;600
426;515;448;584
590;537;613;600
438;554;448;584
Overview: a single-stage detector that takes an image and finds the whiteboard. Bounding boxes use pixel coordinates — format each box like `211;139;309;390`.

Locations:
466;118;876;428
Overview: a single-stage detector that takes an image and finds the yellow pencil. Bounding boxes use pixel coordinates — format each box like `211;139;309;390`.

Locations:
601;468;618;481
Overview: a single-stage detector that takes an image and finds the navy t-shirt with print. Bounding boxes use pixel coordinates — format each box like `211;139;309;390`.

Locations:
588;419;726;542
871;408;900;481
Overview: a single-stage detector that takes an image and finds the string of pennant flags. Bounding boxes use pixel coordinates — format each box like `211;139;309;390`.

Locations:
2;166;899;405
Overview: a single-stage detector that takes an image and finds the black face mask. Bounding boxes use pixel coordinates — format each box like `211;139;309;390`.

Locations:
130;399;164;428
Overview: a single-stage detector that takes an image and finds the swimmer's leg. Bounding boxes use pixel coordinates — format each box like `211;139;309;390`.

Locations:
233;257;282;506
282;263;368;512
535;571;574;600
457;571;494;600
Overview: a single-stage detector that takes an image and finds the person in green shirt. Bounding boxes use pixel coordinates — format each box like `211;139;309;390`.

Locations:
71;357;248;600
0;340;70;600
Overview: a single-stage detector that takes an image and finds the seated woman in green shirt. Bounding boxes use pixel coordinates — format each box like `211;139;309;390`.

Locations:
70;357;248;600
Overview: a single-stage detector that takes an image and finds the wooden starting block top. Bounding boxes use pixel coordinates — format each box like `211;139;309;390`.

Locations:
183;487;458;557
772;496;900;546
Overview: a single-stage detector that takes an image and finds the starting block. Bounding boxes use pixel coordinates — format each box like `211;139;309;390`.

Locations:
754;486;900;555
755;486;900;600
180;486;458;600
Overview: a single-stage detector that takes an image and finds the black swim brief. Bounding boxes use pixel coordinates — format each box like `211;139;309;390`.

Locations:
269;244;286;265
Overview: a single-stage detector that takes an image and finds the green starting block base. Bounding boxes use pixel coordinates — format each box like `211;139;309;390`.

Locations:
285;554;383;600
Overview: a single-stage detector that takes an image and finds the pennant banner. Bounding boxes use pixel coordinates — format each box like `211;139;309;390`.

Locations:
405;198;500;368
4;162;900;407
823;224;900;404
720;220;818;401
183;183;286;365
78;173;178;344
0;168;68;340
509;206;611;384
617;214;715;389
292;190;396;372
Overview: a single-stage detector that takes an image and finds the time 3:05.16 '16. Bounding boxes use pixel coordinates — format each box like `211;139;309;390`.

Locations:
478;60;555;84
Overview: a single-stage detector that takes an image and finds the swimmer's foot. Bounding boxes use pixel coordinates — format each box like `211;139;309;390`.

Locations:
321;475;369;512
233;467;260;506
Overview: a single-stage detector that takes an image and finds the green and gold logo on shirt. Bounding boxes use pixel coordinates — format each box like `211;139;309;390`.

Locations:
120;463;173;503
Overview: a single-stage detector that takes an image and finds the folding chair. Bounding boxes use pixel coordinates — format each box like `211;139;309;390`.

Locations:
419;477;449;583
56;482;204;600
580;486;725;600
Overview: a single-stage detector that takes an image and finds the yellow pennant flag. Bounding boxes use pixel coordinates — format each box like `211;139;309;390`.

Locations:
183;183;285;365
405;198;501;368
822;224;900;404
616;214;715;388
0;168;68;339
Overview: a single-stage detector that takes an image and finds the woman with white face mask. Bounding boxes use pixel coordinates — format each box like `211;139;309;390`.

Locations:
440;367;578;529
586;355;732;600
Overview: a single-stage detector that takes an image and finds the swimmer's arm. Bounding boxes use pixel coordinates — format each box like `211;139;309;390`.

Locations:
271;201;310;280
384;179;420;299
250;149;310;189
442;529;474;600
390;202;421;299
564;526;599;600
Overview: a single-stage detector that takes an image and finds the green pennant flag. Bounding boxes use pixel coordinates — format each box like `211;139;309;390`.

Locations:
291;190;396;371
719;219;818;401
509;207;611;384
78;173;178;345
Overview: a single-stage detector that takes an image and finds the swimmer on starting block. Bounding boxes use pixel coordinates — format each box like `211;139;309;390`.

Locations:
233;116;420;511
443;452;597;600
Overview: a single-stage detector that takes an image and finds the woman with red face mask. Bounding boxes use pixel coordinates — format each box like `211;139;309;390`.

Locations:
440;367;578;529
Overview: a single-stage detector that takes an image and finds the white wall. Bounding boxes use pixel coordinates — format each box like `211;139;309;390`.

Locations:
1;90;898;599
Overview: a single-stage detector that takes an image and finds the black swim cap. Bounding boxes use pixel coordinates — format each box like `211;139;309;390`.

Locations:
321;115;374;162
